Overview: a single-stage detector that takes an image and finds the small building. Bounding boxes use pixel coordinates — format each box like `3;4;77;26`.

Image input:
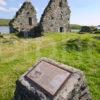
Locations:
9;1;37;37
39;0;71;33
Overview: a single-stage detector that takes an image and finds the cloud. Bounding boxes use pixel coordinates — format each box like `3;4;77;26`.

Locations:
0;0;6;6
19;3;22;7
0;6;7;12
0;0;18;13
0;6;18;13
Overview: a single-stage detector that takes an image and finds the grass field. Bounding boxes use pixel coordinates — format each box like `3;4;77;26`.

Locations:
0;19;10;26
0;33;100;100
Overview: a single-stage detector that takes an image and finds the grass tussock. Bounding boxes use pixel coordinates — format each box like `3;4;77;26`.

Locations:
0;33;100;100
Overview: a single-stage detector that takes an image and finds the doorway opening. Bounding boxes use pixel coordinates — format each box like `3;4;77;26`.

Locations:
60;27;64;32
29;17;32;25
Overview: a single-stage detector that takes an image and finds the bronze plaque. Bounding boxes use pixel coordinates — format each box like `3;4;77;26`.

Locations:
25;61;71;97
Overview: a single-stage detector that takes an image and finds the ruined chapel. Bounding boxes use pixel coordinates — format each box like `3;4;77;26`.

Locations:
40;0;71;33
9;0;71;36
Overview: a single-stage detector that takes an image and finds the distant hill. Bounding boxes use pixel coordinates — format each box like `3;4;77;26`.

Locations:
70;24;82;29
97;25;100;27
0;20;81;29
0;19;96;30
0;19;10;26
97;25;100;29
70;24;97;30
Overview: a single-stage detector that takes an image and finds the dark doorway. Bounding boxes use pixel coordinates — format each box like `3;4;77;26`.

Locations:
29;17;32;25
60;27;64;32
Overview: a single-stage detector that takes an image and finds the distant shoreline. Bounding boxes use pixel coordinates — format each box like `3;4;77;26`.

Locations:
0;19;10;26
0;19;96;29
0;19;82;29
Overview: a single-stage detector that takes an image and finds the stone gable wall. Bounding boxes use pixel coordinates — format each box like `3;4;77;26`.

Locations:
9;2;37;34
40;0;71;33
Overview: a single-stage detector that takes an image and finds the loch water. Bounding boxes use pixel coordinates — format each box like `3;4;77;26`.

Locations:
0;26;10;34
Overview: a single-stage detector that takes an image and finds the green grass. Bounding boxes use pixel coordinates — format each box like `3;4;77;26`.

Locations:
0;19;10;26
0;33;100;100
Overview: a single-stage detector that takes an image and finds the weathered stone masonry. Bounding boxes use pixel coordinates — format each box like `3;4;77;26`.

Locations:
13;58;91;100
9;0;71;36
9;2;37;36
39;0;71;33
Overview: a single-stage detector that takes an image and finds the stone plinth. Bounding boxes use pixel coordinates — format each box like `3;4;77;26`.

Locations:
13;58;91;100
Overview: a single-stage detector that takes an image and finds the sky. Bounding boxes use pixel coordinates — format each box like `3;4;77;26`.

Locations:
0;0;100;26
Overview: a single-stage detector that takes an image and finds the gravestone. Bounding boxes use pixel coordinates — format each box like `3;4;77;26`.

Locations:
13;58;91;100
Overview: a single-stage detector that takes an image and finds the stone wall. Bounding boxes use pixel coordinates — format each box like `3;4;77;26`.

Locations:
39;0;71;33
9;2;37;36
9;0;71;37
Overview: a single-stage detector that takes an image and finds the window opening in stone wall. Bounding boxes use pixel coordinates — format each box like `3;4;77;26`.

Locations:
60;27;64;32
68;18;70;23
59;2;62;7
29;17;32;25
59;0;63;7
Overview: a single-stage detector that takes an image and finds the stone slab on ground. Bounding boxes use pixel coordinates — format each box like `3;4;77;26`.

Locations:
13;57;91;100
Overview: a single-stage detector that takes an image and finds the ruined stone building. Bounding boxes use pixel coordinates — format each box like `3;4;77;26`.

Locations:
9;0;71;36
40;0;71;33
9;1;37;36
